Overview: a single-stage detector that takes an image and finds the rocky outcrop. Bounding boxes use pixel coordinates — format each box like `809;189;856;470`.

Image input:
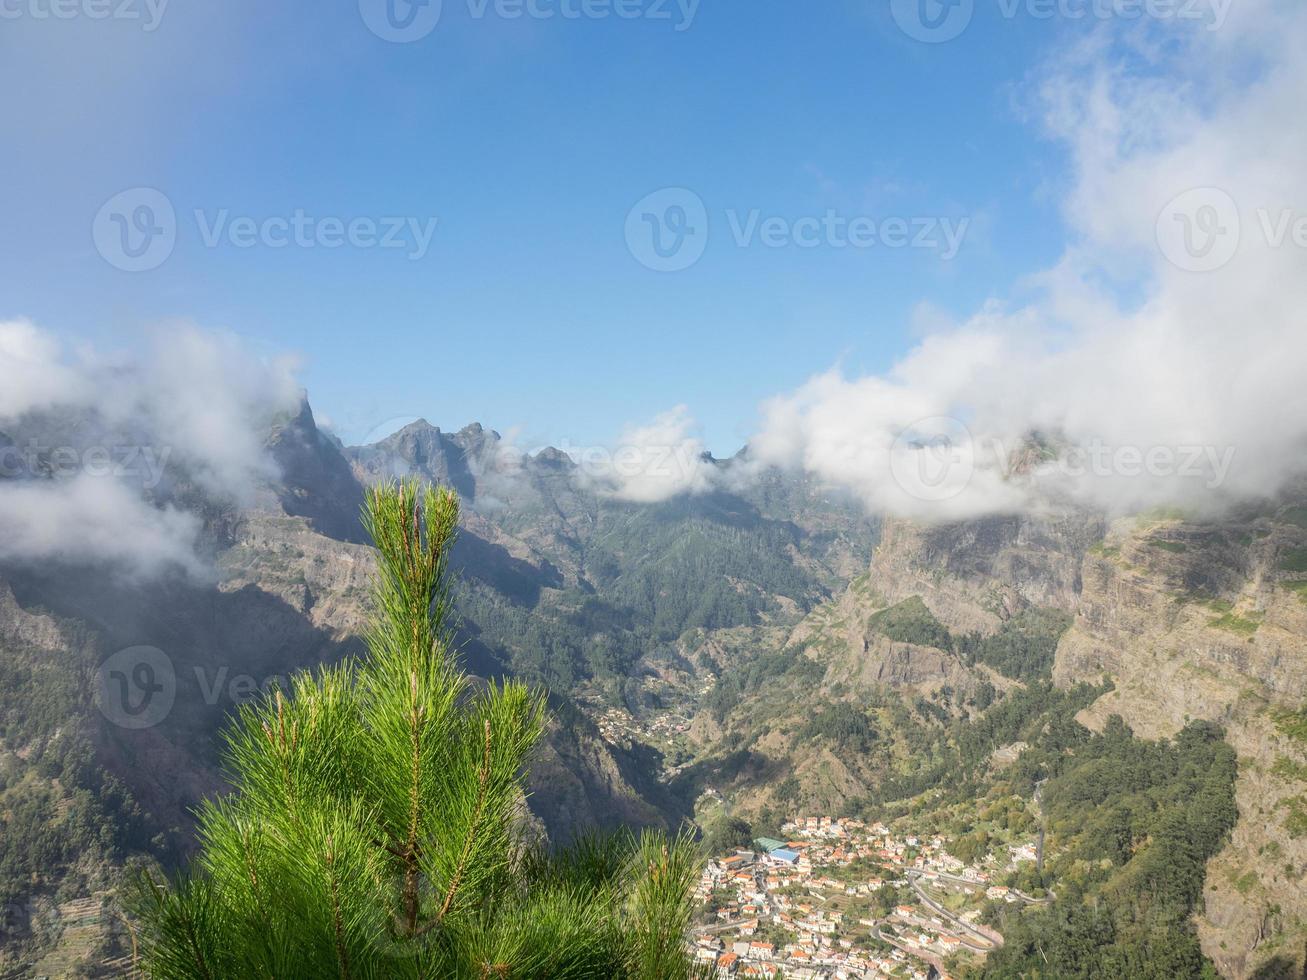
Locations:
265;399;367;542
1055;507;1307;979
781;505;1100;701
865;509;1103;636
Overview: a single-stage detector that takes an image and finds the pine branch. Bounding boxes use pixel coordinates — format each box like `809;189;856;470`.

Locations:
434;718;494;927
403;670;423;934
148;873;216;980
181;914;215;980
324;838;353;980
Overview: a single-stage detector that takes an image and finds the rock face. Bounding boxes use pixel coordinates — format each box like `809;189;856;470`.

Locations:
1054;508;1307;979
865;509;1103;634
787;505;1102;698
346;420;494;502
266;400;367;543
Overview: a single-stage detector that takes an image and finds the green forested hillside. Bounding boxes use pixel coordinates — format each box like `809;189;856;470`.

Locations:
958;607;1074;681
456;492;871;692
981;719;1237;979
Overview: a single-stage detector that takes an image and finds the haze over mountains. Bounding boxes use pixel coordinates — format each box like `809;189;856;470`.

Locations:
0;388;884;968
3;362;1307;974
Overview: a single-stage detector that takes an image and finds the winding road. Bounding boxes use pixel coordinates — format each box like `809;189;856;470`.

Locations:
905;871;1002;952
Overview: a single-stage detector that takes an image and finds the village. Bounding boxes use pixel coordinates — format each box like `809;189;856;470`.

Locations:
581;691;704;781
689;815;1045;979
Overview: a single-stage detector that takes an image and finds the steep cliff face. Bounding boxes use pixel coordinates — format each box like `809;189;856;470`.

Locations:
1055;506;1307;978
789;579;978;696
864;509;1103;634
784;505;1101;698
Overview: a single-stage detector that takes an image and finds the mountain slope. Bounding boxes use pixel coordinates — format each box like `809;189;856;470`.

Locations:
0;404;879;972
1056;505;1307;978
677;498;1307;978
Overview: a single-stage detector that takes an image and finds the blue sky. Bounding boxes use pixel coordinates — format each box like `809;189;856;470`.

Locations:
1;1;1084;452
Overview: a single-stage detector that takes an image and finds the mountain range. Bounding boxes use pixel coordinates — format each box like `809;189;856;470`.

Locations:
2;400;1306;977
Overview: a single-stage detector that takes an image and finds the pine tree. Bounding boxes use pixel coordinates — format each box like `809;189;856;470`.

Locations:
134;481;707;979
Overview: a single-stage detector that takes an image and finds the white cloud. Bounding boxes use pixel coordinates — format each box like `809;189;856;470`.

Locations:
0;319;91;417
0;320;301;573
131;326;303;501
577;405;719;504
0;475;203;579
748;1;1307;520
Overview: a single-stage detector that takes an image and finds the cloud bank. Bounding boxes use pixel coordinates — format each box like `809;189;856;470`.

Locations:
575;406;719;503
0;320;301;575
0;477;205;578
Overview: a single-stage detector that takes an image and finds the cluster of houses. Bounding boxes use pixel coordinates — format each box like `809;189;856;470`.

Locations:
775;816;985;882
591;704;690;752
690;815;1031;979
